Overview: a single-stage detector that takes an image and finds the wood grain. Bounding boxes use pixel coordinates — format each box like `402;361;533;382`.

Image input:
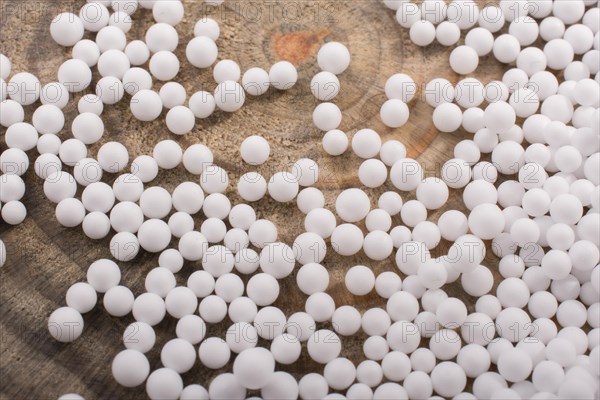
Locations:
0;0;507;398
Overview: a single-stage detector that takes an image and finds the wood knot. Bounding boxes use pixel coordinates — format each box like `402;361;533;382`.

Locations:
272;28;331;65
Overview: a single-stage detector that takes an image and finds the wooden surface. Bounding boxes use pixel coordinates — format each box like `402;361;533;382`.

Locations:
0;0;506;399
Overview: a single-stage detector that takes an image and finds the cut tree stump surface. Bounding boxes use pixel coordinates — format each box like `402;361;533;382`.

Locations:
0;0;507;398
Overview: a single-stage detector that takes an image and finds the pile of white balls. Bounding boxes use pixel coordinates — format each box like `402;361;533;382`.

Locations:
2;0;600;399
